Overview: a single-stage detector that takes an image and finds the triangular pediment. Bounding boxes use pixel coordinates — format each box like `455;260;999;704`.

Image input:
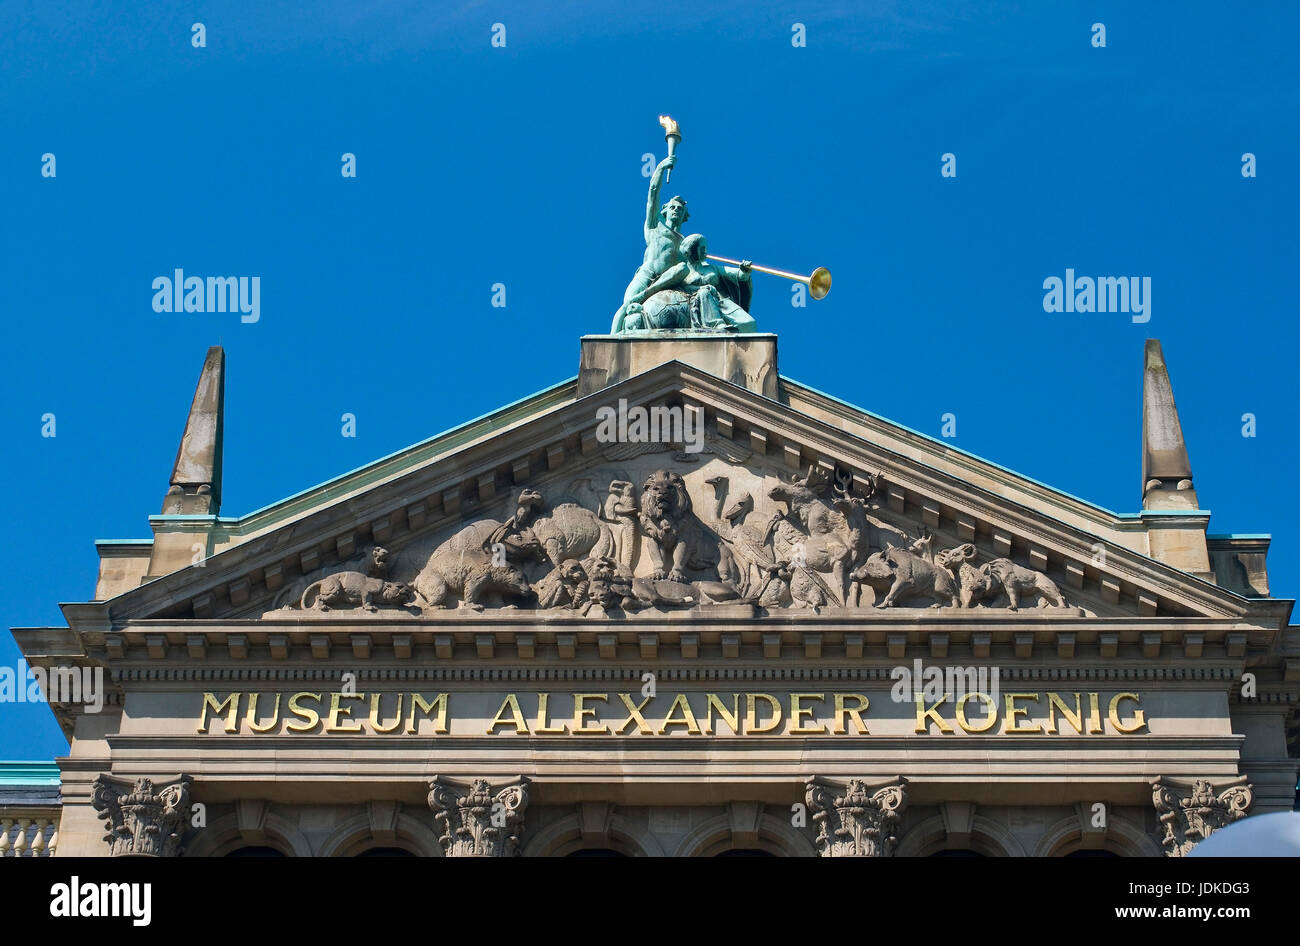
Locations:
91;361;1262;627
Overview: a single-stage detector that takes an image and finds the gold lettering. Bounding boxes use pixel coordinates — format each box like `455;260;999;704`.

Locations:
285;692;322;733
534;692;568;734
659;693;702;734
1087;692;1103;733
914;693;954;734
326;692;365;732
405;692;449;734
572;693;609;734
198;691;240;733
1003;693;1041;734
245;692;280;733
222;689;1150;738
612;693;654;735
955;692;997;733
831;693;869;734
1108;692;1146;733
745;693;782;734
704;693;740;735
1044;692;1083;735
368;692;404;733
789;693;825;734
487;693;528;734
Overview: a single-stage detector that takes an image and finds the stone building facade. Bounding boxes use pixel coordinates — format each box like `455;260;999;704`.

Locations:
9;333;1297;857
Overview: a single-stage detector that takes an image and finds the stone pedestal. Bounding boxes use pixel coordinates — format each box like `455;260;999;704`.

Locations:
578;333;779;399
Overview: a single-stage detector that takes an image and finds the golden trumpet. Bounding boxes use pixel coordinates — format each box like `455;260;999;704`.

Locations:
706;254;831;300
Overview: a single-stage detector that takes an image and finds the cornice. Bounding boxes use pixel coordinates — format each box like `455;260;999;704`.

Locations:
101;663;1251;685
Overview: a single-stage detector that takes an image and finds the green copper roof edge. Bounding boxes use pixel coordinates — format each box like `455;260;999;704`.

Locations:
95;371;1240;549
223;375;580;530
779;375;1134;520
0;761;61;785
1207;534;1272;540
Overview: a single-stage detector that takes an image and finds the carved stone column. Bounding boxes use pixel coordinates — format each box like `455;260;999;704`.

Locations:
805;776;907;857
91;774;193;857
1151;776;1253;856
427;776;530;857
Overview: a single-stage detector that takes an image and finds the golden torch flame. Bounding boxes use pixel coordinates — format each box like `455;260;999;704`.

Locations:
658;115;681;182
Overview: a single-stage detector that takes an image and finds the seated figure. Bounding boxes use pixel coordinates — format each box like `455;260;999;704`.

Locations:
615;234;757;333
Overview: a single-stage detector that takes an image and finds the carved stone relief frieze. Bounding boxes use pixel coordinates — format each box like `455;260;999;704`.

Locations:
258;456;1077;619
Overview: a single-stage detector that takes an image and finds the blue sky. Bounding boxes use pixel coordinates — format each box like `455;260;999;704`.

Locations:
1;1;1296;759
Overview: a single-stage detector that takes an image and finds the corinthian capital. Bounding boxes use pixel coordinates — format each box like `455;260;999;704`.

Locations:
427;776;530;857
805;776;908;857
91;774;193;857
1151;776;1253;857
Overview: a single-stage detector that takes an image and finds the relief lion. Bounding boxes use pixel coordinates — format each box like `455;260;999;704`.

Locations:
638;469;715;583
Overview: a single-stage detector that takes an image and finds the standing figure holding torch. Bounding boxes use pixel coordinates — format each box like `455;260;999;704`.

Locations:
612;116;689;333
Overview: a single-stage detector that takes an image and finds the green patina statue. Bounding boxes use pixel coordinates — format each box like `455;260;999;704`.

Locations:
620;154;686;309
610;119;759;335
620;234;756;333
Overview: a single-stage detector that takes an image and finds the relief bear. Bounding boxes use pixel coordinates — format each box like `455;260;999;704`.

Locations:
958;557;1068;610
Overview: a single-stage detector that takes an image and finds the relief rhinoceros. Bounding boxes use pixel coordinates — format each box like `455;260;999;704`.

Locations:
412;489;616;610
412;519;535;610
